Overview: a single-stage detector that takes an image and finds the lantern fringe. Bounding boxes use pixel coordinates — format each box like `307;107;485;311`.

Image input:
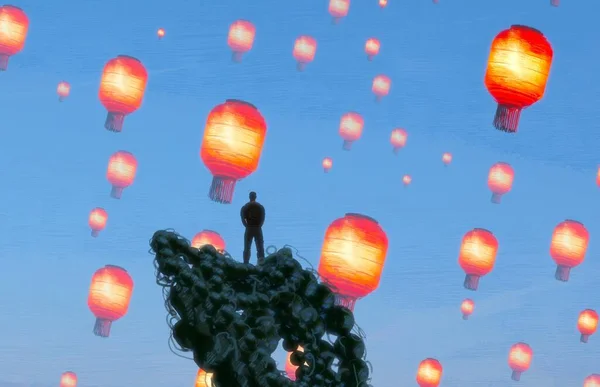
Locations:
463;274;480;290
110;186;123;199
490;193;502;204
91;230;99;238
334;294;356;311
0;55;8;71
208;176;237;204
105;112;125;132
581;334;589;343
555;265;571;282
342;140;352;150
93;318;112;337
511;370;521;381
493;105;522;133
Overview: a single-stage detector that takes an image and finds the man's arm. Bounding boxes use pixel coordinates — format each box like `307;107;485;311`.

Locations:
240;205;247;226
259;204;265;227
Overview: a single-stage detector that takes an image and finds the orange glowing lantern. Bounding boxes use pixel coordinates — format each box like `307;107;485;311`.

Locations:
57;81;70;102
201;99;267;204
339;112;364;150
379;0;388;8
0;5;28;71
60;371;77;387
293;35;317;71
322;157;333;173
191;230;226;253
550;219;589;282
106;150;137;199
372;74;391;101
578;309;598;343
461;298;474;320
195;369;214;387
88;207;108;237
458;228;498;290
416;358;443;387
329;0;350;23
484;25;553;133
285;345;305;380
585;374;600;387
402;174;411;186
87;265;134;337
98;55;148;132
365;38;380;60
488;162;514;204
390;128;407;154
442;152;452;166
157;28;165;39
228;20;255;62
318;213;388;311
508;342;532;381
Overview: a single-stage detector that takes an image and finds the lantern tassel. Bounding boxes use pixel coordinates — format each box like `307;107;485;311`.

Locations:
334;294;356;311
208;176;236;204
91;230;99;238
0;54;8;71
342;140;352;150
323;168;329;173
231;52;243;63
296;62;306;72
462;314;469;320
555;265;571;282
367;55;373;61
93;318;112;337
58;96;66;102
105;112;125;132
491;193;502;204
493;105;522;133
110;186;124;199
392;147;399;155
511;370;521;381
463;274;480;290
580;334;589;343
332;17;340;25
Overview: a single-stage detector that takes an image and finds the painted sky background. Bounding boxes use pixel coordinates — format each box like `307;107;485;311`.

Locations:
0;0;599;386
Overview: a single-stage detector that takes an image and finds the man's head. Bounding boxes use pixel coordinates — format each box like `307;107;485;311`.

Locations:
249;191;257;201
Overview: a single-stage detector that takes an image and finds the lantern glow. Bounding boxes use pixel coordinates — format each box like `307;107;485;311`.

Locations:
365;38;380;60
390;128;407;154
293;35;317;71
461;298;474;319
578;309;598;343
195;369;214;387
227;20;255;62
442;152;452;165
416;358;443;387
339;112;364;150
88;207;108;237
0;5;29;71
322;157;333;173
106;151;138;199
60;371;77;387
488;162;514;203
191;230;226;253
550;219;589;282
372;74;391;101
458;228;498;290
403;174;412;186
57;81;70;102
329;0;350;23
508;342;533;381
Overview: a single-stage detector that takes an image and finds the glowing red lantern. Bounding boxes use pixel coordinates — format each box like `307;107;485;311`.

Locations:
329;0;350;23
98;55;148;132
458;228;498;290
442;152;452;166
293;35;317;71
550;219;589;281
584;374;600;387
157;28;165;39
195;369;214;387
379;0;388;8
461;298;474;319
488;162;514;203
87;265;134;337
402;174;411;186
322;157;332;173
390;128;407;154
365;38;380;60
484;25;553;133
201;99;267;204
228;20;255;62
372;74;391;101
106;150;137;199
578;309;598;343
339;112;363;150
191;230;226;253
0;5;28;71
88;207;108;237
318;213;388;311
508;342;532;381
60;371;77;387
57;81;70;102
416;358;442;387
285;345;305;380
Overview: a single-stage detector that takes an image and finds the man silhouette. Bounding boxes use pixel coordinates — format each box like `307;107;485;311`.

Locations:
241;191;265;264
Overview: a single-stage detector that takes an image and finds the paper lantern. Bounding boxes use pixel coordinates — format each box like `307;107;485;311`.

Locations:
0;5;29;71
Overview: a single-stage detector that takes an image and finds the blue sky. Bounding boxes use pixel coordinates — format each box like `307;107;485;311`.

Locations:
0;0;599;386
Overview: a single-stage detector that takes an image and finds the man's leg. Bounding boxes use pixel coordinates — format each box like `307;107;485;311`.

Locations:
255;228;265;265
242;228;252;264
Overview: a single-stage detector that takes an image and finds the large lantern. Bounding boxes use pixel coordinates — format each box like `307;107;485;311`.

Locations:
339;112;364;150
106;150;138;199
318;213;388;311
0;5;28;71
458;228;498;290
195;369;214;387
577;309;598;343
200;99;267;204
365;38;380;60
60;371;77;387
328;0;350;23
484;25;553;133
390;128;407;154
98;55;148;132
88;207;108;237
508;342;532;381
293;35;317;71
191;230;226;253
416;358;443;387
550;219;589;282
488;162;514;203
87;265;134;337
227;20;255;62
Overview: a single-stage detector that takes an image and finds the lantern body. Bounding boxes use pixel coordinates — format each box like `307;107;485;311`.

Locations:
201;99;267;204
106;151;138;199
57;81;70;102
484;25;553;133
60;371;77;387
488;162;514;203
403;175;411;186
365;38;380;60
442;152;452;165
372;74;391;100
379;0;387;8
458;228;498;290
322;157;332;173
416;358;443;387
157;28;165;39
285;346;304;380
461;298;474;320
508;342;532;381
390;128;407;153
550;219;589;281
339;112;364;150
227;20;255;62
578;309;598;343
88;207;108;237
329;0;350;23
98;55;147;132
293;35;317;71
191;230;226;252
87;265;134;337
195;369;214;387
318;213;388;310
584;374;600;387
0;5;28;71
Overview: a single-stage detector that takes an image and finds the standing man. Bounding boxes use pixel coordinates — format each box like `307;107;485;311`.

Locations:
241;191;265;265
